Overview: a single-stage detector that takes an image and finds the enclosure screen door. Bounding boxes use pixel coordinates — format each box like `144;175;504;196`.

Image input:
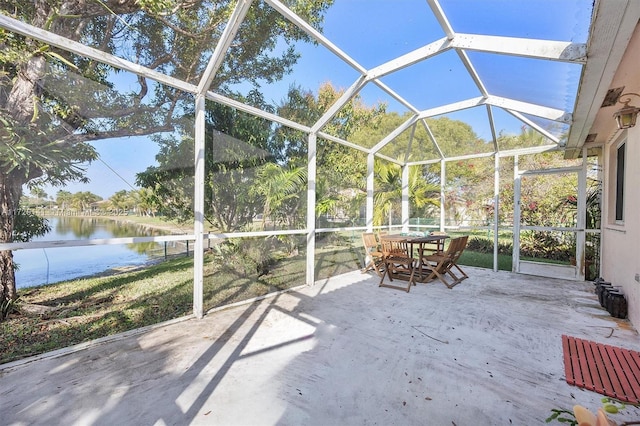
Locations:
513;167;585;281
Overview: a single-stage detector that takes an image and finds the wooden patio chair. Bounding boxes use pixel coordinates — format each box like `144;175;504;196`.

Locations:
379;238;416;292
362;232;384;276
420;235;469;288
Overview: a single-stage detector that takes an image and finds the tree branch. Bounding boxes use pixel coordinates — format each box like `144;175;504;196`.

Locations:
55;124;174;145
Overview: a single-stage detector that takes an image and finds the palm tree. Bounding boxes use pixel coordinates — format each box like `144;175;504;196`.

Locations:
109;190;131;215
135;188;160;217
373;161;440;227
251;163;307;230
56;190;73;210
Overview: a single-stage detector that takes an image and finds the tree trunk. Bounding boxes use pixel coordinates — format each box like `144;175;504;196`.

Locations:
1;53;47;302
0;173;22;302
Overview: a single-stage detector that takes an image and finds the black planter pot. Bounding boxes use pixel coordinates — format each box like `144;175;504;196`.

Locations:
595;281;613;307
606;290;628;319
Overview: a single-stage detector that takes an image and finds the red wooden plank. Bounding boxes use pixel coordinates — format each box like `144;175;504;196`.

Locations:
577;339;605;392
605;345;635;401
562;335;576;384
596;343;626;399
582;339;605;394
569;337;585;386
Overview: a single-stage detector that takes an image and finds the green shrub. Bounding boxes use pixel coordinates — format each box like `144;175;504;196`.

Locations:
519;231;572;261
1;297;19;322
466;236;512;255
466;233;571;261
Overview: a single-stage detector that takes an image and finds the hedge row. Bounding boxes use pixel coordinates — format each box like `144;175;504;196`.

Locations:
466;235;572;262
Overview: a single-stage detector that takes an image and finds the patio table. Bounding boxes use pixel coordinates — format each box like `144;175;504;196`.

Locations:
380;233;449;282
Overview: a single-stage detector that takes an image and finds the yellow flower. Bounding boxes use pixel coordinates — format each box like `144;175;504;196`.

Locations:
573;405;616;426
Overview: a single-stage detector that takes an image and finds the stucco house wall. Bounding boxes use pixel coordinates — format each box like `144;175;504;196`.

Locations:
601;123;640;326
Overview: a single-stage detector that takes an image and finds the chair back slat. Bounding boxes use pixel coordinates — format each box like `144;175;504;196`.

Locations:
361;232;384;276
381;239;410;258
362;232;379;251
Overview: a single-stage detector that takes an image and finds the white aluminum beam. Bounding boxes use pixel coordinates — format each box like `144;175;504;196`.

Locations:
426;0;455;40
0;234;195;251
419;119;445;159
497;144;559;158
417;97;486;119
407;158;442;166
366;153;375;230
512;156;521;272
455;49;489;97
206;229;306;240
485;95;571;123
374;153;405;166
486;105;499;152
194;1;252;317
451;34;587;63
406;142;559;165
306;133;317;286
317;132;372;155
443;151;495;163
405;124;417;163
366;32;586;87
193;94;206;319
205;91;310;133
401;165;410;233
197;0;254;94
0;14;196;95
264;0;367;74
576;151;588;280
371;80;421;114
366;37;451;80
505;109;561;144
493;154;499;272
371;114;420;153
311;75;367;133
439;161;446;232
518;166;583;175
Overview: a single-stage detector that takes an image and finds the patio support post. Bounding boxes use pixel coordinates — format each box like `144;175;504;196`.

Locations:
402;164;410;233
193;94;206;318
512;155;521;272
440;160;446;232
306;133;317;286
594;147;603;277
366;153;375;231
576;148;588;280
493;154;500;272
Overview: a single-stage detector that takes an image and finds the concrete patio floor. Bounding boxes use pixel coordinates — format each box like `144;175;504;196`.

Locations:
3;266;640;425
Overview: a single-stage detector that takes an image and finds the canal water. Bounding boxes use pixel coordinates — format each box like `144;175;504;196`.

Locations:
13;217;183;289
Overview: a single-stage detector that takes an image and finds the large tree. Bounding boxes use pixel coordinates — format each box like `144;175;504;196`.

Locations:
136;90;278;231
0;0;333;303
276;83;387;224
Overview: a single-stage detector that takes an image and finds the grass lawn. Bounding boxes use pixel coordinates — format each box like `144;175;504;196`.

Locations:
459;250;513;271
0;236;365;365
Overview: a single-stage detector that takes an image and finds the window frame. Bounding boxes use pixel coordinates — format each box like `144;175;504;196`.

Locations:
614;139;626;224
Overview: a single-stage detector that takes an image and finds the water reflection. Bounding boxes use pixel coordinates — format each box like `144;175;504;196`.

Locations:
51;217;168;240
14;217;186;289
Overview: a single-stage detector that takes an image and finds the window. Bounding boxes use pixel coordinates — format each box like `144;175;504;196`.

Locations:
615;142;625;222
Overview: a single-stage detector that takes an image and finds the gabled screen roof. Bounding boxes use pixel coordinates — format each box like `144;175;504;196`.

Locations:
0;0;595;164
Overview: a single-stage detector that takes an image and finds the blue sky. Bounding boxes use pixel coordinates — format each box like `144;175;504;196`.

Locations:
38;0;592;200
